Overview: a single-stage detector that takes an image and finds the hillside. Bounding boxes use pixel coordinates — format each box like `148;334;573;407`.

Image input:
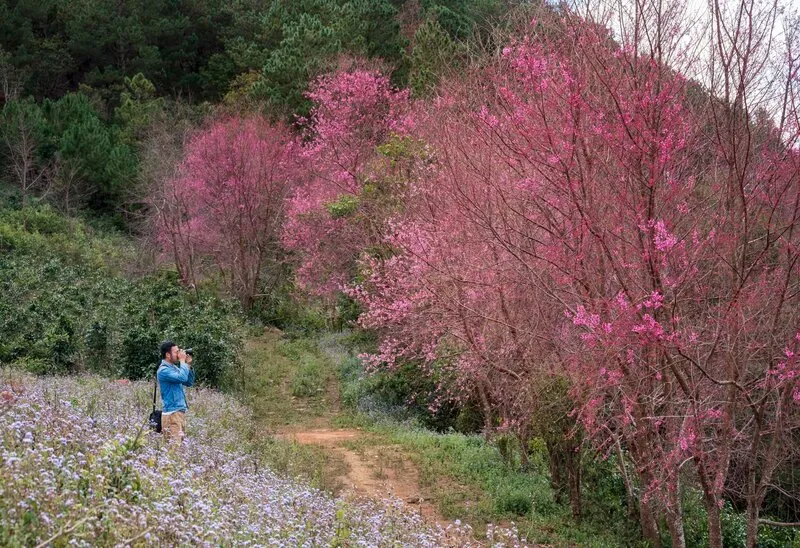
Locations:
2;0;800;546
0;370;508;546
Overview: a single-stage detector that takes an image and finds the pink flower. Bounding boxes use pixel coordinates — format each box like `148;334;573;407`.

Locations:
653;220;678;252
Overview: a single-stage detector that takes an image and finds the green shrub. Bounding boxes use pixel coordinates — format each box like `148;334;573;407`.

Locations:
336;351;464;430
496;488;532;516
579;454;632;530
9;356;52;375
673;490;796;548
756;519;799;547
325;194;360;218
721;504;747;548
251;279;327;335
290;357;324;397
454;403;483;434
0;203;242;387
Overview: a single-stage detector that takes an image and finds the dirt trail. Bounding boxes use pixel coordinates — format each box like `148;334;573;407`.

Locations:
249;334;459;533
277;428;448;527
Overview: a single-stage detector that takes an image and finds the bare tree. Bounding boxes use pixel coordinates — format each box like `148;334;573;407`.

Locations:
1;102;51;198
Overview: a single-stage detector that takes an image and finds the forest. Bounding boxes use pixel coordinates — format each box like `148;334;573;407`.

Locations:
1;0;799;546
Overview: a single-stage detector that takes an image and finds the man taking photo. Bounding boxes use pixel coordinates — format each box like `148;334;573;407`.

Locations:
157;340;195;443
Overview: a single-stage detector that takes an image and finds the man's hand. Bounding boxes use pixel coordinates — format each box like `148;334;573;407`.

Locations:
178;349;187;363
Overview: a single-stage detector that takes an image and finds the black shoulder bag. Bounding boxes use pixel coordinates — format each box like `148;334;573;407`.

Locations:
148;371;162;433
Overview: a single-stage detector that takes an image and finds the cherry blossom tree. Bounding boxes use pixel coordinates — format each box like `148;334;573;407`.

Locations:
155;117;294;309
282;69;412;298
268;2;799;544
351;3;800;546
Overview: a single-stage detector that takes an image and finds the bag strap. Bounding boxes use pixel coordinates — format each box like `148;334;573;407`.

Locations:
152;366;159;412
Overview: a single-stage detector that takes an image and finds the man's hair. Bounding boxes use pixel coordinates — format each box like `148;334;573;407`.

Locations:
160;340;177;359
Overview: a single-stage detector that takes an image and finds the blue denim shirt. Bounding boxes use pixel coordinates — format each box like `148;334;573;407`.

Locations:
157;359;195;413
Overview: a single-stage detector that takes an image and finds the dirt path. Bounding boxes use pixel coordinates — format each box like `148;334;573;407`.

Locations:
277;428;448;527
243;334;461;534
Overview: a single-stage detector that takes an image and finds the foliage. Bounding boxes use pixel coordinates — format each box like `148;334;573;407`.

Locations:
0;0;231;103
243;0;408;114
325;193;360;218
1;92;138;220
0;0;506;113
0;202;241;386
154;116;293;310
246;275;328;334
113;73;166;146
408;17;461;97
417;0;506;39
116;273;241;386
338;346;468;432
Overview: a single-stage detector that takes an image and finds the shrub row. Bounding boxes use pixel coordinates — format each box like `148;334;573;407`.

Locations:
0;203;241;386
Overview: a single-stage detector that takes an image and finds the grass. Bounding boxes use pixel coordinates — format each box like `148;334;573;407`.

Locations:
233;331;346;492
237;330;639;545
342;421;630;546
237;331;336;428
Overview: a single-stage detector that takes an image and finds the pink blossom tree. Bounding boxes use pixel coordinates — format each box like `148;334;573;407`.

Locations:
282;69;412;299
155;117;294;309
352;4;800;546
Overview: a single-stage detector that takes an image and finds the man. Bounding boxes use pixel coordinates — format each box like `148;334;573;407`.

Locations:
157;340;195;443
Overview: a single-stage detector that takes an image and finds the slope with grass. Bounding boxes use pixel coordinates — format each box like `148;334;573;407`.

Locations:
0;369;497;546
234;331;637;546
236;331;451;528
0;200;241;386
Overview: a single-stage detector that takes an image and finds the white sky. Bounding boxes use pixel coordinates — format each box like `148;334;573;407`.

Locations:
568;0;800;125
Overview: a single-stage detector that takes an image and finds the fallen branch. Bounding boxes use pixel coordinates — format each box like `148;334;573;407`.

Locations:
35;516;94;548
759;518;800;528
119;527;153;545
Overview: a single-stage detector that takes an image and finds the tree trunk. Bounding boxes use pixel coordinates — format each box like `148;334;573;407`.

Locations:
476;381;493;438
614;439;638;519
566;444;582;522
546;440;566;504
666;514;686;548
546;438;582;521
746;501;759;548
665;487;686;548
518;431;531;469
704;495;723;548
639;496;662;548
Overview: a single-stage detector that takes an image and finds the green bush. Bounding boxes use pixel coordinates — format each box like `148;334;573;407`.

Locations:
0;203;242;387
337;351;463;430
496;488;533;516
454;403;484;434
674;490;797;548
116;272;241;386
281;339;328;398
250;279;327;335
9;356;52;376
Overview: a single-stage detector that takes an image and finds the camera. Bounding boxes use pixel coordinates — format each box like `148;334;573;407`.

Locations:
184;348;194;357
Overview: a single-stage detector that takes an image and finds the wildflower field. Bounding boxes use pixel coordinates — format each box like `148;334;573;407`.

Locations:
0;370;527;547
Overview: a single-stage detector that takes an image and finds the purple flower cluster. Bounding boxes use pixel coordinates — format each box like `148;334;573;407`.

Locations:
1;372;526;546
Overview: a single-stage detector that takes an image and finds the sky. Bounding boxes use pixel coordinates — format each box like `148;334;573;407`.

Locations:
569;0;800;124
